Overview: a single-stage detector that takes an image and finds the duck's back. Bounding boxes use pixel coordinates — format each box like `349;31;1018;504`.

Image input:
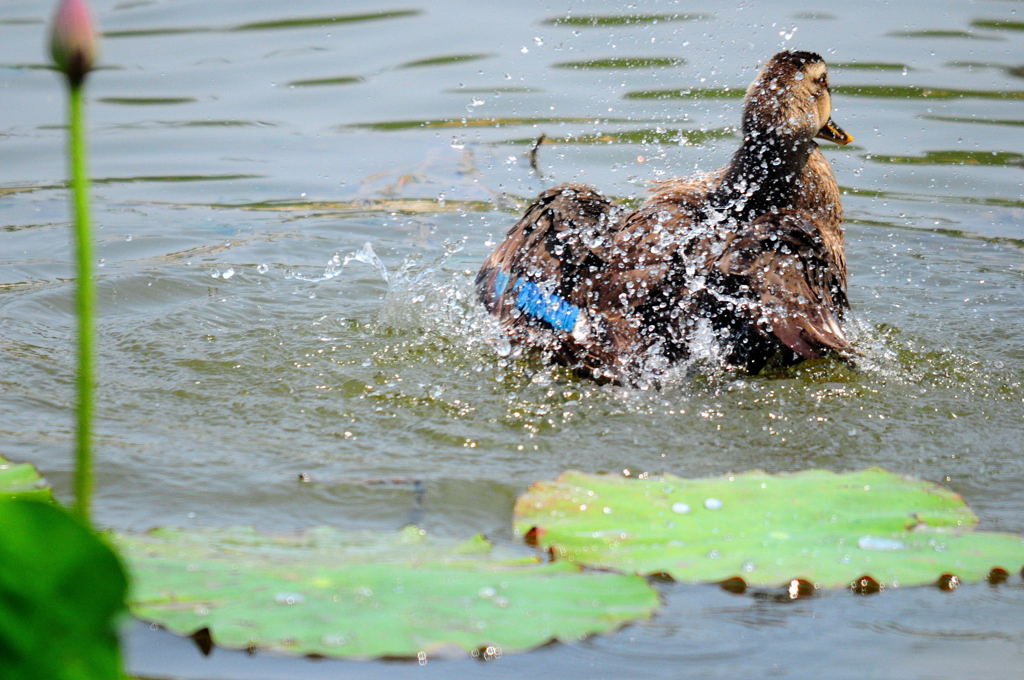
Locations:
476;165;850;381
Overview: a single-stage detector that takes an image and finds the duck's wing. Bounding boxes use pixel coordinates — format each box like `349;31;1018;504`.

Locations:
712;210;850;359
476;184;624;355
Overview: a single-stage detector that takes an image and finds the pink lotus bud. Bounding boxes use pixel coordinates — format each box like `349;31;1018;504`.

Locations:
49;0;99;86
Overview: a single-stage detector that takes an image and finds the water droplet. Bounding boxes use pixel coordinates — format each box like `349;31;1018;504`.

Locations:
256;263;269;274
851;575;881;595
275;592;305;605
602;506;612;514
704;498;723;510
671;502;691;514
857;536;904;551
322;633;347;646
787;579;814;599
221;267;235;280
478;586;497;599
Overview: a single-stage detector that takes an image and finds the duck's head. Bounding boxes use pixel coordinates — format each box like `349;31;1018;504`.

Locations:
742;50;853;146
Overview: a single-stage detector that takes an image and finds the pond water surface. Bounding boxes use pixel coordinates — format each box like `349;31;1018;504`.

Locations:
2;0;1023;678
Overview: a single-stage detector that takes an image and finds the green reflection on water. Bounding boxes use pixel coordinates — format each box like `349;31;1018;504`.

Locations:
833;85;1024;99
552;57;686;70
2;63;120;72
923;115;1024;127
103;10;421;38
109;120;278;129
841;185;1024;209
233;10;421;31
446;87;540;94
103;26;205;38
0;175;262;197
497;127;733;146
889;29;999;40
868;150;1024;168
543;13;709;26
92;174;264;185
624;87;744;100
627;85;1024;100
346;117;663;131
793;11;836;20
829;62;909;71
971;19;1024;32
98;97;196;106
287;76;363;88
399;54;493;69
946;61;1024;79
201;197;498;217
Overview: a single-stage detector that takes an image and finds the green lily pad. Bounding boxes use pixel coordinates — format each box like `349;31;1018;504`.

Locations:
117;525;658;659
514;468;1024;589
0;499;128;680
0;455;53;502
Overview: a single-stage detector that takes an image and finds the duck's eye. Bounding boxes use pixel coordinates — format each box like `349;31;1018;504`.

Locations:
816;75;828;88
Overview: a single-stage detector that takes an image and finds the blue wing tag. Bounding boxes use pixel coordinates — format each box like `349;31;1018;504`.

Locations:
494;271;579;332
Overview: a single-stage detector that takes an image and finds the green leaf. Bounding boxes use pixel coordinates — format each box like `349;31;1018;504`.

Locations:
0;455;53;502
0;499;128;680
514;468;1024;589
117;524;658;659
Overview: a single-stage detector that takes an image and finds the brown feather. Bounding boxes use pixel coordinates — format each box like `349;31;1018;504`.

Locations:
476;51;854;382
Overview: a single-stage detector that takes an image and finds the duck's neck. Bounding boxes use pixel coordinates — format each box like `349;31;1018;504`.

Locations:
797;145;846;280
706;132;817;223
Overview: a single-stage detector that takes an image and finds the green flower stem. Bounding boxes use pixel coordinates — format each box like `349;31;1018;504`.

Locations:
69;82;94;524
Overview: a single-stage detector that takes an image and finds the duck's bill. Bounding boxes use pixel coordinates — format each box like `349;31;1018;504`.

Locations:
816;118;853;145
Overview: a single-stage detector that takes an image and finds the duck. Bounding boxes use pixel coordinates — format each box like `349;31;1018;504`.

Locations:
476;50;854;384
